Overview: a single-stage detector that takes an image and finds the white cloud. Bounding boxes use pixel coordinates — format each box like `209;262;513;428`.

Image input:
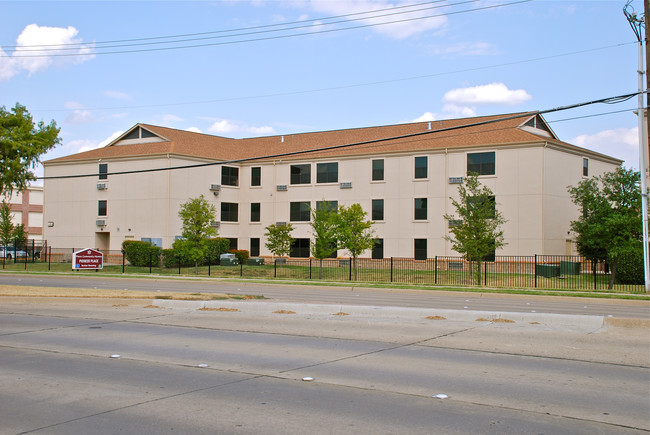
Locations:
302;0;447;39
104;90;132;100
162;114;183;125
412;112;438;122
0;24;94;81
66;110;93;125
73;130;124;154
185;127;202;133
571;127;639;169
207;119;275;137
443;83;531;106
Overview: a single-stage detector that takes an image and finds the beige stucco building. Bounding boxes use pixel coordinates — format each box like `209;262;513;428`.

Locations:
42;112;622;258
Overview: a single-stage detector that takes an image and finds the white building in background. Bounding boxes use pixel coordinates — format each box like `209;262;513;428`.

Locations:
42;112;622;258
3;186;44;241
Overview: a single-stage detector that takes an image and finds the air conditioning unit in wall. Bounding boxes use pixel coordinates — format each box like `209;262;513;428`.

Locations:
276;221;287;227
276;185;288;191
339;182;352;189
210;221;220;228
209;184;221;191
97;183;107;190
448;177;463;184
96;220;106;226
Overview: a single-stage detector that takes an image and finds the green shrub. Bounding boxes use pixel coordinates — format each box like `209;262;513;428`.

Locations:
122;240;161;267
229;249;249;265
205;238;231;265
615;246;644;285
161;248;187;268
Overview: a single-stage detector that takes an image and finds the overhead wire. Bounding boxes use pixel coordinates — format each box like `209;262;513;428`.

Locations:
3;0;531;57
38;91;642;180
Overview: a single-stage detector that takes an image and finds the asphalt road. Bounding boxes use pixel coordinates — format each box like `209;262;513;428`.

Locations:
1;298;648;434
1;273;649;319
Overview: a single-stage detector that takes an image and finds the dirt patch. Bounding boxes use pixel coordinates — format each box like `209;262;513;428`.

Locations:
273;310;296;314
332;312;349;316
475;318;490;322
493;318;515;323
143;304;164;309
426;315;446;320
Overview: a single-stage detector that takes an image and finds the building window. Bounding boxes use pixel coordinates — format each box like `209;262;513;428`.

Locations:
98;163;108;180
98;200;107;217
467;152;495;175
372;238;384;260
251;203;260;222
251;167;261;186
250;238;260;257
414;156;428;179
372;159;384;181
221;166;239;186
372;199;384;221
414;239;427;260
221;202;238;222
583;158;589;177
414;198;427;220
227;238;238;250
316;200;337;212
290;201;311;221
290;238;310;258
290;164;311;184
469;195;496;218
317;162;338;183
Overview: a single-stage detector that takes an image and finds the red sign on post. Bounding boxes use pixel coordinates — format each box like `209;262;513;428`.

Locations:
72;248;104;270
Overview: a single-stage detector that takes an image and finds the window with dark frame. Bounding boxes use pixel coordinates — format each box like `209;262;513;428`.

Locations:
414;239;427;260
372;159;384;181
468;195;496;218
414;156;428;179
98;200;107;217
290;238;310;258
250;238;260;257
250;203;260;222
290;201;311;221
290;164;311;184
98;163;108;180
372;238;384;260
251;167;261;186
583;158;589;177
227;238;238;250
316;162;338;183
221;202;239;222
467;152;495;175
414;198;427;220
316;201;337;212
372;199;384;221
221;166;239;186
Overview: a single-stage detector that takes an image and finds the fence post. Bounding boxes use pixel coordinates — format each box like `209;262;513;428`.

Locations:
390;257;394;283
48;246;51;271
178;254;181;275
484;260;487;286
534;254;538;288
274;258;278;278
240;260;243;277
122;250;125;273
309;258;312;280
208;256;211;277
594;260;597;290
149;251;152;274
349;257;352;281
434;256;438;284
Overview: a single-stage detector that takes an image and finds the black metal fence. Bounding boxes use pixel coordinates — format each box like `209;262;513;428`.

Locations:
3;247;646;294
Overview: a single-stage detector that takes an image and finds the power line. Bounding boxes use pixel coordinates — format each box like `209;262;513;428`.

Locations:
38;91;641;181
34;41;634;113
3;0;530;58
4;0;459;53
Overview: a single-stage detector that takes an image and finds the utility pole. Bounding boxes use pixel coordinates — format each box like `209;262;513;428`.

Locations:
624;0;650;293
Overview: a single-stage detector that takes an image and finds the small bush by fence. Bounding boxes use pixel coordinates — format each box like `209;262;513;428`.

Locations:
3;247;646;294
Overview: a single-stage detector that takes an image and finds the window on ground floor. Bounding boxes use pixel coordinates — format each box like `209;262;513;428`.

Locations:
250;238;260;257
372;238;384;260
414;238;427;260
290;238;310;258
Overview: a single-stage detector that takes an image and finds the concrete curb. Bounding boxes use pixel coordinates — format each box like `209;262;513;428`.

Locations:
152;299;648;330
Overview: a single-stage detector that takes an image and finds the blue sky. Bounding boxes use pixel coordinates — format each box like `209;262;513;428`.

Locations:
0;0;645;181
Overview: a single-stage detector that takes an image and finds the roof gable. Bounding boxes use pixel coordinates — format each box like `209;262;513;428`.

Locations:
110;125;168;146
519;114;557;139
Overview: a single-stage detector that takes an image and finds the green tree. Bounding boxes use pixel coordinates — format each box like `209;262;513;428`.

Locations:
12;223;27;249
444;174;507;285
568;167;643;288
0;103;61;196
310;202;338;278
0;201;14;249
333;203;375;281
264;223;294;258
177;195;217;274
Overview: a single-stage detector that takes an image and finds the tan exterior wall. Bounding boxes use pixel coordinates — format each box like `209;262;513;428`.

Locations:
43;142;621;257
3;186;43;240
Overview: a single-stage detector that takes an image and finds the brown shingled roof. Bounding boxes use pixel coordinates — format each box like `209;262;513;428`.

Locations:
45;112;566;164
